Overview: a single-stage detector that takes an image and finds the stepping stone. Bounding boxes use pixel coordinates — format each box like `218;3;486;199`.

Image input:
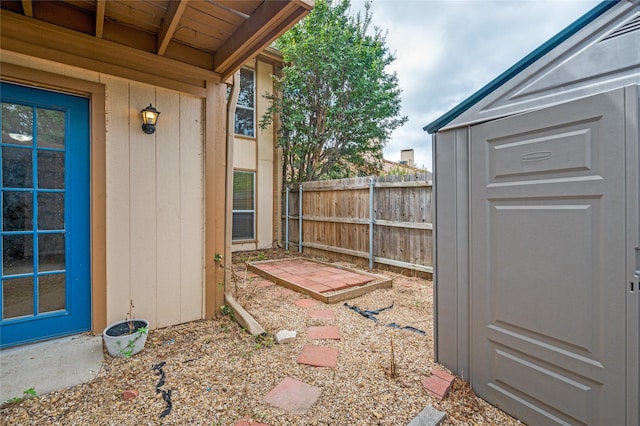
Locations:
297;345;339;368
422;369;455;400
275;330;297;344
406;405;446;426
254;280;275;288
395;279;416;288
307;326;341;340
275;288;295;297
263;377;321;415
235;416;269;426
307;309;336;320
294;298;319;308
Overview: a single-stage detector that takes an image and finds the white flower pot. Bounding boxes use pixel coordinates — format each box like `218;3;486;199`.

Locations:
102;318;149;358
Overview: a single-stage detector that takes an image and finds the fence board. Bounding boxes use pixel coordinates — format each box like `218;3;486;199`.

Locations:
282;173;433;275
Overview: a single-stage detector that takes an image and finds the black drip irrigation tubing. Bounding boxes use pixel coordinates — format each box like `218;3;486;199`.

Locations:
152;362;172;418
343;302;426;336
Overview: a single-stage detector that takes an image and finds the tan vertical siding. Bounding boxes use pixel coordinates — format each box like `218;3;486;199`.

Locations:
178;95;204;322
257;61;275;249
155;90;182;327
104;77;133;323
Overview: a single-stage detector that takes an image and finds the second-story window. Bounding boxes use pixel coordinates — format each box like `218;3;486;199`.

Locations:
234;68;255;137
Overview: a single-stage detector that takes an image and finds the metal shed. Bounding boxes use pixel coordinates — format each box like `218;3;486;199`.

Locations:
425;1;639;424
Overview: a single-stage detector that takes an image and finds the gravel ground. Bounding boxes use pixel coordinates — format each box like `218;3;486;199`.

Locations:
1;249;522;426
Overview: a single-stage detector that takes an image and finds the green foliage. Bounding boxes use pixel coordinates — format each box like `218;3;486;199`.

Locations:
116;326;148;358
3;388;37;407
261;0;407;183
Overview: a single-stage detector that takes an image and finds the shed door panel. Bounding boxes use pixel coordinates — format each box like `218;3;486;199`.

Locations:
470;88;626;425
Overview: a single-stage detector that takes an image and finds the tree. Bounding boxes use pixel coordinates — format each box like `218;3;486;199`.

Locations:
261;0;407;183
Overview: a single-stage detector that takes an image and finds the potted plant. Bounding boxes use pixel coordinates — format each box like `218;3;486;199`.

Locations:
102;300;149;358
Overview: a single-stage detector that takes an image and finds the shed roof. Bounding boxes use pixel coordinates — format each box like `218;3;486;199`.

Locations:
423;0;618;134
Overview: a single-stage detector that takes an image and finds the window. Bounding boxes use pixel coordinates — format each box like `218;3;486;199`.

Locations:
234;68;255;137
232;171;255;241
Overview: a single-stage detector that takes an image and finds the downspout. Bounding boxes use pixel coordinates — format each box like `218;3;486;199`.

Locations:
224;71;241;297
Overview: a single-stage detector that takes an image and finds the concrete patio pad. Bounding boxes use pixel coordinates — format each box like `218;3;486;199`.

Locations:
0;334;103;402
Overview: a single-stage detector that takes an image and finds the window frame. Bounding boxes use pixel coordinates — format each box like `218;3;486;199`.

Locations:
234;67;256;138
231;170;256;241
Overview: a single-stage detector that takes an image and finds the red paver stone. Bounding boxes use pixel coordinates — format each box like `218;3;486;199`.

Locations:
431;369;455;383
294;298;320;308
297;345;339;368
122;389;138;400
263;377;321;415
254;280;275;288
274;288;296;297
422;375;453;400
395;279;416;288
235;416;269;426
308;326;341;340
307;309;336;320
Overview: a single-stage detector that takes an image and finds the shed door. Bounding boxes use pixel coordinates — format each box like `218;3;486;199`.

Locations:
470;88;626;425
0;82;91;347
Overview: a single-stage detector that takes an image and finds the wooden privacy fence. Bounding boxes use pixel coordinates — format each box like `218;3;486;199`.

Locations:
282;173;433;274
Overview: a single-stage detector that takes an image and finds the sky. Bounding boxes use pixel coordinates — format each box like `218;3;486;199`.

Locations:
350;0;602;171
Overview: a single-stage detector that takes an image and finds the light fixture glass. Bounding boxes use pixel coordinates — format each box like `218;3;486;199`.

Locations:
141;104;160;134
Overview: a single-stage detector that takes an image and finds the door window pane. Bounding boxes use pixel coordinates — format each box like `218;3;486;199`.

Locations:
2;103;33;146
37;151;65;189
37;108;65;149
2;147;32;188
38;193;64;230
3;234;34;275
2;277;34;319
38;274;66;313
38;234;65;272
3;191;33;231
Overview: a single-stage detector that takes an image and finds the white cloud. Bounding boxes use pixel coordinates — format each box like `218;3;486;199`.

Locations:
350;0;601;171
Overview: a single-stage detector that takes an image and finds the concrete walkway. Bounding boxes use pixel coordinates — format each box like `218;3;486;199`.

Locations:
0;334;103;402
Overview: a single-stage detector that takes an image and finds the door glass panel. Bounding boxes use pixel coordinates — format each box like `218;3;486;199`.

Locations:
37;151;65;189
38;274;65;313
38;193;64;230
2;147;33;188
3;191;33;231
2;277;34;319
2;103;33;146
37;109;65;149
3;234;33;275
38;234;65;272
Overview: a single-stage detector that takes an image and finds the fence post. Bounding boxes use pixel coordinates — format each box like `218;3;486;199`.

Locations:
285;186;289;251
369;177;375;270
298;185;303;253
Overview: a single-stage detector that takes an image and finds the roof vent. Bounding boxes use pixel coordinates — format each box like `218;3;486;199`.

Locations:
601;15;640;41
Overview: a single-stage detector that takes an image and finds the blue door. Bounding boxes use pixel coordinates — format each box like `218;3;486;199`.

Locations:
0;82;90;347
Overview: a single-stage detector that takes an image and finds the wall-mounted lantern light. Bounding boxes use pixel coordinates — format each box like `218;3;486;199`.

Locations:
141;104;160;134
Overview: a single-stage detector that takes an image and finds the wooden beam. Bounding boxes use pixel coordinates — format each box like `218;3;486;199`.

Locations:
1;11;218;96
214;0;312;79
95;0;106;38
204;80;228;318
21;0;33;17
157;0;189;56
